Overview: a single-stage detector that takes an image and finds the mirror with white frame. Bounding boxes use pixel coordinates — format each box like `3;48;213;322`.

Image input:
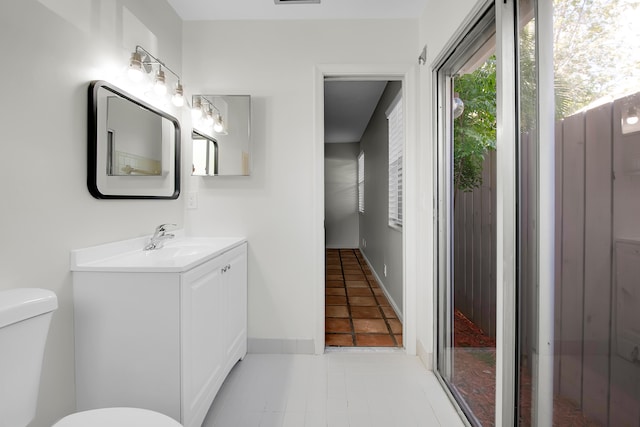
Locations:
191;95;251;176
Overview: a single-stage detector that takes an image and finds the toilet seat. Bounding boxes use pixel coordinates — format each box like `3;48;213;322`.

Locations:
52;407;183;427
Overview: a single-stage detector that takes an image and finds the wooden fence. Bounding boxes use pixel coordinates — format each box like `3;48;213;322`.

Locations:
453;150;497;339
453;92;640;426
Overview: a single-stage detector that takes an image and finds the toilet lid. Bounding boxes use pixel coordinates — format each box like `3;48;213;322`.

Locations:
52;407;183;427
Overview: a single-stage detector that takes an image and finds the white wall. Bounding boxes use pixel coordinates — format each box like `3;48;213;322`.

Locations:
325;142;360;249
182;19;418;346
0;2;183;425
416;0;486;363
358;81;404;315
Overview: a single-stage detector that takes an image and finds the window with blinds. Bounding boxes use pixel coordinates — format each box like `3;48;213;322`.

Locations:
387;94;403;228
358;152;365;213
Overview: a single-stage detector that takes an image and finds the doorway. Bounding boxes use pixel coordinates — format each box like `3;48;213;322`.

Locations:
323;79;404;348
314;67;417;355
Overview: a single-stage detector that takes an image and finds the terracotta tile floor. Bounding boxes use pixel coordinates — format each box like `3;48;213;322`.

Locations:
325;249;402;347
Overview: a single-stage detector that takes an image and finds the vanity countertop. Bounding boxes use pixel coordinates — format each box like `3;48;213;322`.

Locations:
71;232;246;273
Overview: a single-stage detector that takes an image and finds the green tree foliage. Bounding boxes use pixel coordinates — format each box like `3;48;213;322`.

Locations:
453;56;496;193
452;0;639;194
520;21;573;125
554;0;640;115
519;23;537;129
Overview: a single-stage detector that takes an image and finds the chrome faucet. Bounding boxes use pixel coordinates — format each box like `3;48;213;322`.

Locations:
144;223;176;251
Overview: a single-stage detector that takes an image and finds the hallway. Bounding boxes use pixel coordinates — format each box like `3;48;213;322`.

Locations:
325;249;402;347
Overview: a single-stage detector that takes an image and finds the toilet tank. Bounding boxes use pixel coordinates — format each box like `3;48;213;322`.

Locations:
0;288;58;427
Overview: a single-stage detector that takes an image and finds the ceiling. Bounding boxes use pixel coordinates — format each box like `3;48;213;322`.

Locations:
167;0;426;21
324;81;387;144
167;0;415;144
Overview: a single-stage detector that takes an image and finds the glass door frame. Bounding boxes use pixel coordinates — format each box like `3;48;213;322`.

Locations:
431;0;555;425
432;0;510;424
528;0;555;424
494;1;518;425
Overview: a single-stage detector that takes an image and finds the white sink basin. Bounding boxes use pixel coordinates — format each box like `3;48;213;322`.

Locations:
71;235;246;272
94;243;219;268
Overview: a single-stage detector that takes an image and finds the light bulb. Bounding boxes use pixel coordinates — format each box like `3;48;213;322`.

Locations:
213;114;224;133
172;82;184;107
204;107;214;126
191;98;203;120
154;69;167;96
128;52;143;82
172;93;184;107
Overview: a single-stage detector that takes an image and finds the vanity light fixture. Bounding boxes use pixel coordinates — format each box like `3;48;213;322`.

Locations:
127;51;144;82
172;82;185;107
192;97;203;120
194;96;226;134
154;68;167;96
204;105;214;126
127;45;184;107
213;113;224;133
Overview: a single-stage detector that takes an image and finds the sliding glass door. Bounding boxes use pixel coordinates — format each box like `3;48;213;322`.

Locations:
434;1;554;425
435;0;640;424
434;4;498;425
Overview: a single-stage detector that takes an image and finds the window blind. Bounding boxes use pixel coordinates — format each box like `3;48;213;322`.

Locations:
358;152;365;213
387;96;403;227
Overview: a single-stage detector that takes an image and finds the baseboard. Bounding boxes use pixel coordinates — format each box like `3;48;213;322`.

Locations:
359;251;403;322
248;338;315;354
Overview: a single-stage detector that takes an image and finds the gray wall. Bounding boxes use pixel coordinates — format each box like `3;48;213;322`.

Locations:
359;81;404;316
325;142;360;248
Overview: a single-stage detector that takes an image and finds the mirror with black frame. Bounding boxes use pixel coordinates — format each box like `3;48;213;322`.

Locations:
191;95;251;176
88;80;181;199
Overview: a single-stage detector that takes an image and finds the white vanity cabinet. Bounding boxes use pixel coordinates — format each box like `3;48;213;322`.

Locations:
180;244;247;426
71;238;247;427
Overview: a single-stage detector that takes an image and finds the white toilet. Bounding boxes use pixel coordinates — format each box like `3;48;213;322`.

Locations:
0;288;182;427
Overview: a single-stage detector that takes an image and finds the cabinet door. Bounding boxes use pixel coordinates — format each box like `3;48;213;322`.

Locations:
74;272;181;419
181;258;225;427
223;243;248;361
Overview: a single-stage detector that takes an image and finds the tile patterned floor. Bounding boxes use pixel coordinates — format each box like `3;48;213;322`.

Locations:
325;249;402;348
202;353;465;427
